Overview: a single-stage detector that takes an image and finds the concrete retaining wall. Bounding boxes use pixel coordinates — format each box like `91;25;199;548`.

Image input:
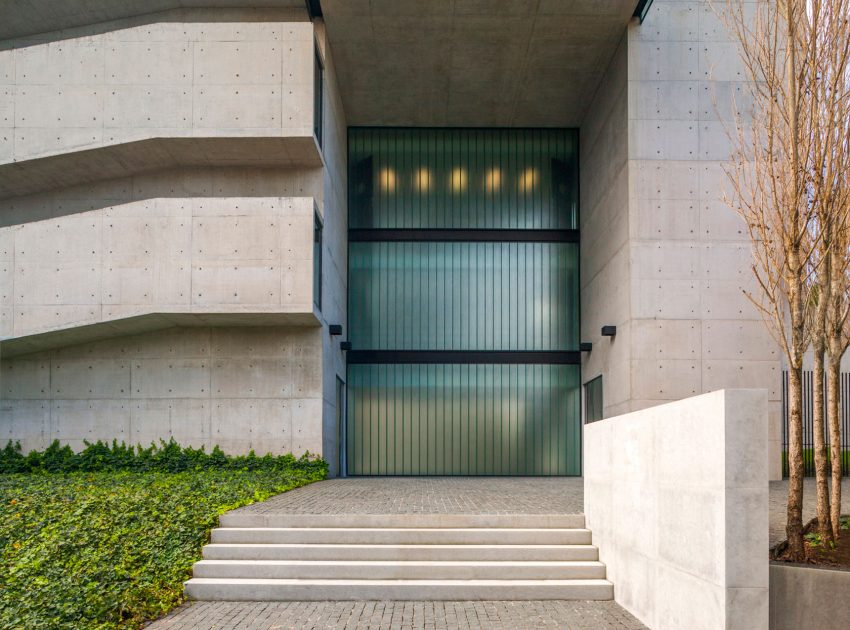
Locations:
769;564;850;630
584;388;769;629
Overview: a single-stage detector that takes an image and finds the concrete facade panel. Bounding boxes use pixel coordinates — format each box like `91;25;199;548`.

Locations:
1;192;317;340
0;15;317;194
578;1;783;476
2;326;324;456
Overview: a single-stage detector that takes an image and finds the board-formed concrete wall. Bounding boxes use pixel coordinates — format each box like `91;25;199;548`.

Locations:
581;1;784;479
585;389;769;630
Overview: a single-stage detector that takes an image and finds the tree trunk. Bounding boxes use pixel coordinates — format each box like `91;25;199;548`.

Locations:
812;345;834;543
787;363;806;559
827;355;843;541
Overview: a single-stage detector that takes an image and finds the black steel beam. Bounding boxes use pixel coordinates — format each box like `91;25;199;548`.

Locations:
347;350;581;365
349;229;579;243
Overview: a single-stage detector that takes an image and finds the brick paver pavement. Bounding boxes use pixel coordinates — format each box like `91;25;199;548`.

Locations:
232;477;584;515
146;600;647;629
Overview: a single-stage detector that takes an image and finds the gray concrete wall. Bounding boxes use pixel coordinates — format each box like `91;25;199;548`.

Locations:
0;191;317;341
580;33;631;418
582;1;783;478
314;19;347;477
1;325;322;456
769;564;850;630
1;9;347;464
585;389;769;630
0;9;314;165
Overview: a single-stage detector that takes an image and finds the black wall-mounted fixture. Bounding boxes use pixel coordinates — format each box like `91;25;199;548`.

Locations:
601;325;617;337
580;342;593;352
340;341;352;351
329;324;343;336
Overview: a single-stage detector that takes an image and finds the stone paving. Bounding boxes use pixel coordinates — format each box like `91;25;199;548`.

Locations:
150;476;847;628
769;478;850;548
232;477;585;515
146;600;647;629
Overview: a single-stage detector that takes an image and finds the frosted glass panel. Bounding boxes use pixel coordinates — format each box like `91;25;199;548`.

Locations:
349;128;578;230
349;241;579;351
347;364;581;476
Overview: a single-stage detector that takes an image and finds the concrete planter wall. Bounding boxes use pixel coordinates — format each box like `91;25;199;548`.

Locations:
584;389;770;630
770;563;850;629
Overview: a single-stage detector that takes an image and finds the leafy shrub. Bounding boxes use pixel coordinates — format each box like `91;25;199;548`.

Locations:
0;443;327;629
0;439;327;477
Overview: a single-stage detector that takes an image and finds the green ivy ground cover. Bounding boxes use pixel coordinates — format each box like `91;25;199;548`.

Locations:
0;441;327;630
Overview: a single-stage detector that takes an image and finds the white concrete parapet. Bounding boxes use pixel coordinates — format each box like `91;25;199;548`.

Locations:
584;389;769;629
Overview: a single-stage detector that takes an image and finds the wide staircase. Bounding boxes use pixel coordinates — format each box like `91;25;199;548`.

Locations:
185;512;613;600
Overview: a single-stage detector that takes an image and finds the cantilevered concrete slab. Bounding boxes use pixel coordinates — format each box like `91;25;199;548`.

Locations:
321;0;637;126
0;1;307;40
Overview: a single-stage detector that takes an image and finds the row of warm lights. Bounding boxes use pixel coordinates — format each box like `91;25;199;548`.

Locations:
378;167;539;193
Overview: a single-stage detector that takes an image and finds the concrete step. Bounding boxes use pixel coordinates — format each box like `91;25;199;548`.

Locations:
184;577;614;601
219;513;586;529
192;559;607;580
210;527;593;545
202;543;600;562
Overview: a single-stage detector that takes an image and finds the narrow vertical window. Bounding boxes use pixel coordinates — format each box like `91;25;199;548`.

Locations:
314;43;324;147
314;209;323;310
585;375;603;423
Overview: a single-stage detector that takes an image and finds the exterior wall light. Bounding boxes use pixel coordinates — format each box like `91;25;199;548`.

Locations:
484;168;502;192
378;167;397;192
518;167;538;192
449;167;468;192
580;342;593;352
340;341;352;351
329;324;343;335
601;325;616;337
414;167;432;191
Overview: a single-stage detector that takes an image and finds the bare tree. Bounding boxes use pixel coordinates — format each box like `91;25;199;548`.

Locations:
721;0;820;560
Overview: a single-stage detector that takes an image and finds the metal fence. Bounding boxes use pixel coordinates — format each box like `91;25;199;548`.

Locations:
782;370;850;477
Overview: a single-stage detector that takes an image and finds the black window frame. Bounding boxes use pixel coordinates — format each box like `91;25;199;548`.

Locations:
584;375;603;424
313;207;323;311
313;42;324;147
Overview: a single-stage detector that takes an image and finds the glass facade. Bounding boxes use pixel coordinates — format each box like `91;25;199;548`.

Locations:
347;128;580;475
349;241;578;351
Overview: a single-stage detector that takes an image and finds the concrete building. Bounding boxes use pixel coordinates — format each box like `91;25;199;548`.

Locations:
0;0;784;479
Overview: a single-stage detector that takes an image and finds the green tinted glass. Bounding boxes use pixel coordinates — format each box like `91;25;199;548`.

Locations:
349;128;578;230
347;363;581;476
349;241;579;351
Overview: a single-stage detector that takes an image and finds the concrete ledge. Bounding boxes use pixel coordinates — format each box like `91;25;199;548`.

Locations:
770;563;850;629
0;1;308;40
0;311;320;358
0;137;322;200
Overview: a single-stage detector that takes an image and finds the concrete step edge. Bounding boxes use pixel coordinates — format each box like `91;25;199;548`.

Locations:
219;514;586;529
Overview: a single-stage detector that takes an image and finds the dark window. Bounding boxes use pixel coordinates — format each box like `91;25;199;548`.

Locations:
314;44;324;147
314;209;323;310
585;376;603;424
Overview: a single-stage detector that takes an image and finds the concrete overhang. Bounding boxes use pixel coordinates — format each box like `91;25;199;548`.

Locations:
321;0;638;127
0;311;321;358
0;1;308;40
0;137;322;199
